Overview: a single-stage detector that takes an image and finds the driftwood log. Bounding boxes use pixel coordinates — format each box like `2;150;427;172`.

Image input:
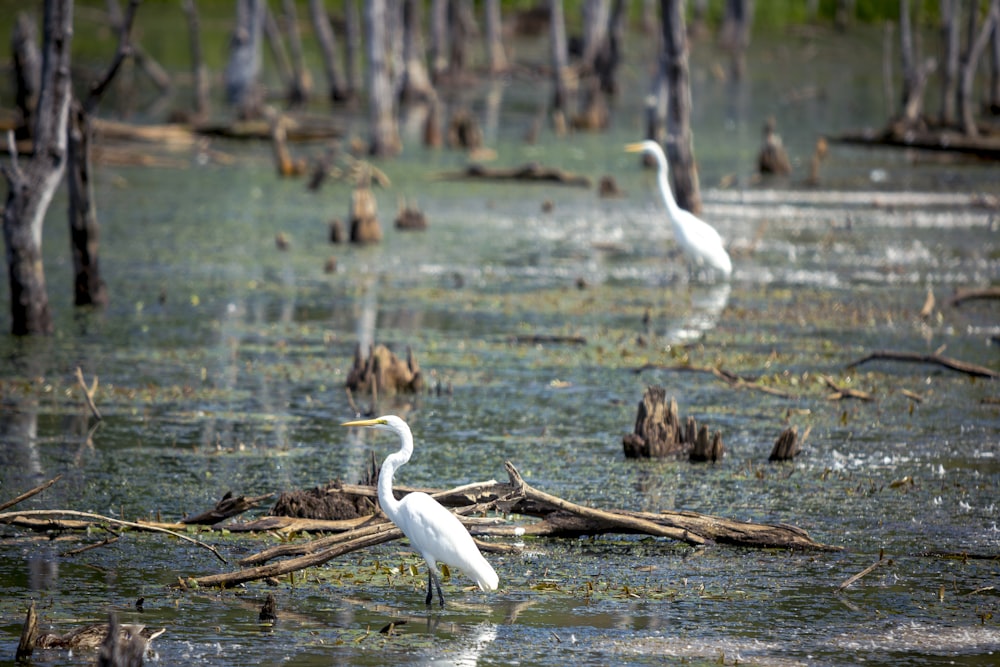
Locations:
623;386;724;461
947;287;1000;307
846;351;997;379
445;163;592;188
345;343;424;395
181;491;274;525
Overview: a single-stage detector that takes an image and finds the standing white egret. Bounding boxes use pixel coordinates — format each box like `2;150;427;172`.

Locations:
342;415;499;607
625;140;732;280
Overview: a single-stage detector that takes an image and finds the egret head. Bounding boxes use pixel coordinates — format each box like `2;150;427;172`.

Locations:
625;140;662;156
342;414;408;435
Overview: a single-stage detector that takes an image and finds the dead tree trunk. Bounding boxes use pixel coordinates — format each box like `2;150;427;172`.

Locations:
484;0;509;74
719;0;753;80
899;0;916;106
939;0;960;125
400;0;435;104
263;4;295;97
66;102;107;308
661;0;701;214
959;0;999;136
66;0;138;310
309;0;349;104
344;0;362;98
365;0;401;157
449;0;478;78
2;0;73;336
430;0;449;82
224;0;265;119
992;4;1000;112
549;0;573;133
281;0;312;106
182;0;210;121
12;12;41;140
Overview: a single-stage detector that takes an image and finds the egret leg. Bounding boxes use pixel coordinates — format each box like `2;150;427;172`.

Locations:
424;569;445;608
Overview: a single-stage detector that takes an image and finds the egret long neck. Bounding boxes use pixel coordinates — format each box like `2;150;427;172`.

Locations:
654;152;682;219
377;429;413;522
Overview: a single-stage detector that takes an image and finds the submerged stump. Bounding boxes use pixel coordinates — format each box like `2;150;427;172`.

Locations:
769;426;803;462
272;484;373;520
623;385;724;461
349;186;381;244
346;343;424;395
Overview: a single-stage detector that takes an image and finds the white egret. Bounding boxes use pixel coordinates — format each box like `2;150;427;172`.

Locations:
342;415;499;607
625;140;732;280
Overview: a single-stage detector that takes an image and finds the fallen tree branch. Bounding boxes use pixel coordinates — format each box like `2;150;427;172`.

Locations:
503;461;706;546
634;362;794;398
823;375;875;401
0;509;226;564
74;367;102;421
0;474;63;512
837;552;891;590
846;350;997;379
181;491;274;525
947;287;1000;307
181;523;401;589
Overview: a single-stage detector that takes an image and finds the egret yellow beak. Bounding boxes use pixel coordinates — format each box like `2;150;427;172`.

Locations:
624;142;646;153
342;417;384;427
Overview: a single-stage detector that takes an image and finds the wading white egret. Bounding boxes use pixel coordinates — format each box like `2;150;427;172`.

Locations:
342;415;499;607
625;140;732;281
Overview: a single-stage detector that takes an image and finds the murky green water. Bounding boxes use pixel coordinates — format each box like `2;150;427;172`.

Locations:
2;21;999;666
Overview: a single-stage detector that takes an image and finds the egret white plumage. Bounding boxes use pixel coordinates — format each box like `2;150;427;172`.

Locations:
342;415;499;607
625;140;732;280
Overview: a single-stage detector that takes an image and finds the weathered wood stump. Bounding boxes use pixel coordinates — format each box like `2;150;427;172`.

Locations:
757;116;791;175
395;202;427;230
345;344;424;395
623;385;724;461
447;108;483;149
272;485;372;520
349;186;381;244
328;218;345;244
769;426;802;462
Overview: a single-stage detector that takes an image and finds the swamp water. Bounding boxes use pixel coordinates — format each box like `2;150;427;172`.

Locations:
0;22;998;667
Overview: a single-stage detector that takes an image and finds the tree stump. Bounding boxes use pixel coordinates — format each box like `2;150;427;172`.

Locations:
271;484;372;520
447;108;483;149
345;343;424;395
623;385;723;461
349;186;381;243
395;201;427;230
769;427;801;462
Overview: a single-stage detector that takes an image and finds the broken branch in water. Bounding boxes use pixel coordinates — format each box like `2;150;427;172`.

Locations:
633;362;793;398
947;286;1000;307
846;350;997;379
837;552;891;591
823;375;875;401
0;509;227;564
75;367;102;420
0;474;63;512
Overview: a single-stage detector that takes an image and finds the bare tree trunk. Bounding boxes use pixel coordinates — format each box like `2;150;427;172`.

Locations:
449;0;477;77
67;102;106;307
939;0;961;126
645;44;668;147
67;0;138;310
484;0;508;74
224;0;265;118
263;4;294;96
12;12;41;140
2;0;74;336
182;0;210;121
899;0;915;105
366;0;401;156
400;0;434;103
991;3;1000;112
959;0;999;136
549;0;573;131
281;0;312;106
720;0;753;80
309;0;349;103
661;0;701;214
430;0;449;82
344;0;362;98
